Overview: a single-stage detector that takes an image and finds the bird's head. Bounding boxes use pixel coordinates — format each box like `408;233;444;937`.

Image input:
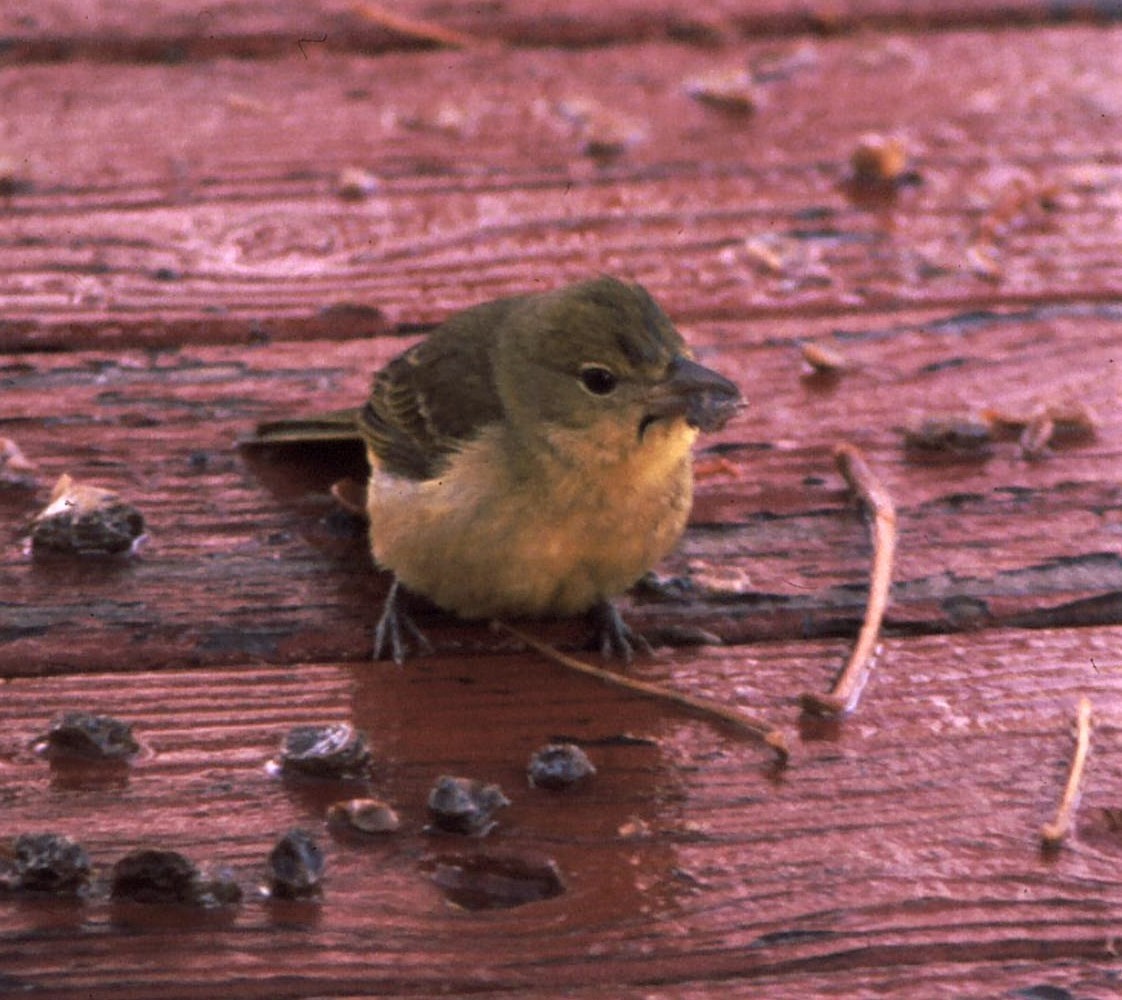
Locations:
495;277;742;462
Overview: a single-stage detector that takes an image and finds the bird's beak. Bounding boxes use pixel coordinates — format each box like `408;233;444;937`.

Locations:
644;356;743;433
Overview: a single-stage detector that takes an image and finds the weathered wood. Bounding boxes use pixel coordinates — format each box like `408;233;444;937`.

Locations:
2;5;1121;997
0;627;1118;997
1;26;1120;349
3;0;1117;62
2;304;1118;675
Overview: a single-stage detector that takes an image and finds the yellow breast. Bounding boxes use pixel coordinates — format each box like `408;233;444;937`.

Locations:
365;417;697;620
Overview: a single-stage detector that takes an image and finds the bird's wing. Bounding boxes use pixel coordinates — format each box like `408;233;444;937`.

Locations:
358;297;516;480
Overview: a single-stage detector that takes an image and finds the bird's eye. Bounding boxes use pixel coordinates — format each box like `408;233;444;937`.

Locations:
579;365;618;396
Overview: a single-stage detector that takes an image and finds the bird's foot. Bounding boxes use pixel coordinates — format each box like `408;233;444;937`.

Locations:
589;600;651;664
373;579;433;664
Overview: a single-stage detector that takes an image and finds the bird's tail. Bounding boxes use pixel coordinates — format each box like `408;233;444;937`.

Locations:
241;408;364;447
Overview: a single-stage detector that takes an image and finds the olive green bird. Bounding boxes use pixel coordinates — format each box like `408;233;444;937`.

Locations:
252;276;742;663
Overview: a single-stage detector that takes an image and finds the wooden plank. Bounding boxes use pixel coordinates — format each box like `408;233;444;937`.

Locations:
3;0;1117;61
1;25;1120;349
2;6;1120;996
1;305;1118;675
0;626;1118;996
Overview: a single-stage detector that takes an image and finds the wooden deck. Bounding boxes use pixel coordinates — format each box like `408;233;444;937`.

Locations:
2;2;1120;996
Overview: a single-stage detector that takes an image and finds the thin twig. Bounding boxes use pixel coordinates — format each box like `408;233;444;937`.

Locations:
492;621;789;763
801;443;897;716
352;2;482;48
1041;696;1093;849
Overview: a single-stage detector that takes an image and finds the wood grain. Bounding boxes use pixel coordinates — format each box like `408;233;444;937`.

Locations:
1;27;1120;348
2;6;1121;997
2;304;1118;675
0;627;1119;997
3;0;1117;61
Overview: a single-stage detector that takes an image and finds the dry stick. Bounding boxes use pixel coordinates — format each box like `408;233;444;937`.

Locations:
492;620;789;764
1041;696;1093;848
800;443;897;716
352;2;482;48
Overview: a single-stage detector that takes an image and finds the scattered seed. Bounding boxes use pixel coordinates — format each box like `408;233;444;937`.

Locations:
2;833;91;894
268;829;325;898
966;241;1003;282
555;98;645;159
193;867;243;907
427;775;510;837
30;474;145;557
850;133;908;185
327;798;401;835
278;723;372;779
801;341;848;376
337;166;380;201
111;849;201;904
683;69;759;115
527;744;596;790
617;816;652;840
35;711;140;761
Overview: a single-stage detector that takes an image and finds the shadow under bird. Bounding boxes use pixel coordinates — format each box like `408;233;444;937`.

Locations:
249;276;743;662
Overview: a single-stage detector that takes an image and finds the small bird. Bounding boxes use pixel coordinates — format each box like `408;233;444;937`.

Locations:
252;276;742;662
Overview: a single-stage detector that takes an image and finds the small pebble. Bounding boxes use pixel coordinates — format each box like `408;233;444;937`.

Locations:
527;744;596;790
427;776;510;837
268;829;325;898
36;711;140;761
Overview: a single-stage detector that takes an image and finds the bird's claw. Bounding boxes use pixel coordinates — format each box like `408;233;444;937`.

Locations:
373;579;433;664
589;600;651;664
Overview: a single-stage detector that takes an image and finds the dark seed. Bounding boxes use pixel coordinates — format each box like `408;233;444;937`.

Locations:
268;829;325;898
39;712;140;761
427;776;510;837
111;849;200;904
11;833;91;893
30;475;145;557
279;723;372;779
527;744;596;790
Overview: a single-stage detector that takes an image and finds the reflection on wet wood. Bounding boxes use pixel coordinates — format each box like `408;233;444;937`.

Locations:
0;629;1118;996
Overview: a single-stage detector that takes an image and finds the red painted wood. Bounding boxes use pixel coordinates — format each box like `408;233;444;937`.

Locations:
1;7;1120;996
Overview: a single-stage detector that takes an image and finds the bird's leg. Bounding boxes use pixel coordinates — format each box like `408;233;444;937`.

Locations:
588;599;651;664
373;578;433;664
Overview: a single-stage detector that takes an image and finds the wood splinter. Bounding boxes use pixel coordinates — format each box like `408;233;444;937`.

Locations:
801;443;897;716
492;621;789;764
1041;696;1093;849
